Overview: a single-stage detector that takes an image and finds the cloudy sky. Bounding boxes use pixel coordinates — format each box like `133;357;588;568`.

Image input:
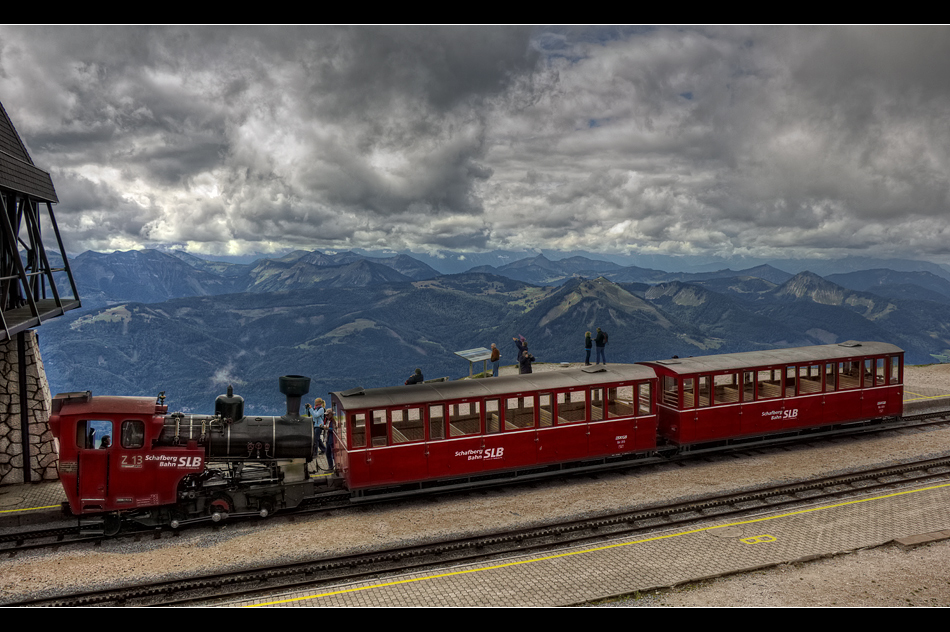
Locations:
2;26;949;264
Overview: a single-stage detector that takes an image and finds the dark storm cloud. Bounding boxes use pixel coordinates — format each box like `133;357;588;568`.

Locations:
482;26;950;260
0;26;541;254
1;26;949;262
299;26;539;114
419;224;491;251
50;170;163;251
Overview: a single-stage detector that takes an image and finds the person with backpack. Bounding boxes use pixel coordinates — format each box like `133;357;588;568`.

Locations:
595;327;608;365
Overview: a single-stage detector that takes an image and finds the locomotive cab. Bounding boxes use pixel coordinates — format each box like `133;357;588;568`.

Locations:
51;392;204;517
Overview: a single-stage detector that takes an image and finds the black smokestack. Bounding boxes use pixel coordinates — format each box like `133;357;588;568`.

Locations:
278;375;311;418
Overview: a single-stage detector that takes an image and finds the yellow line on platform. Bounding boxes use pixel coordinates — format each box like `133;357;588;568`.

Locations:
248;480;950;607
0;504;60;514
904;391;950;402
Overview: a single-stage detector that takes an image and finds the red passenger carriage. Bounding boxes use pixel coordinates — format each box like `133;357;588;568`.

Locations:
639;341;904;447
330;365;658;494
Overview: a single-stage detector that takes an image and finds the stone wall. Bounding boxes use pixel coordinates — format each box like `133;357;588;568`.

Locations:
0;331;57;485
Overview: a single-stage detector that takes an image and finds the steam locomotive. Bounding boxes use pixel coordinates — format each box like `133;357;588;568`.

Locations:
51;375;341;534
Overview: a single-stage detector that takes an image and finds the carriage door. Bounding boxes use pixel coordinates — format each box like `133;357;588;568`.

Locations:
76;419;114;512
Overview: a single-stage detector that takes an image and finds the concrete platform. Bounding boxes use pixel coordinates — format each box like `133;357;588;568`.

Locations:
237;478;950;607
902;389;950;417
0;480;68;529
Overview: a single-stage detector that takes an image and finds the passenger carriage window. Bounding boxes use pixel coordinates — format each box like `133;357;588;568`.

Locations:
799;365;822;394
334;404;346;445
120;420;145;449
429;405;445;440
743;371;755;401
682;378;696;408
714;374;740;404
756;370;781;399
77;420;113;449
875;358;886;386
697;377;711;407
863;360;874;387
557;390;587;423
391;407;424;444
371;410;389;446
785;366;797;397
825;363;837;392
590;388;605;421
486;399;502;434
889;355;901;384
349;412;366;448
448;402;481;436
608;386;635;417
638;383;652;415
539;394;554;427
838;361;860;390
661;377;678;407
505;397;535;430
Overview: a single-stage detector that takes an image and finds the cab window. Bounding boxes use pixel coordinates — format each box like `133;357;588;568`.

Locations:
121;420;145;449
77;420;113;449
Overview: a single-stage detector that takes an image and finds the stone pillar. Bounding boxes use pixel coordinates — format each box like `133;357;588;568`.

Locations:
0;330;57;485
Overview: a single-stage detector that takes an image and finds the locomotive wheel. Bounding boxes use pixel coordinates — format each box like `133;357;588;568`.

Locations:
258;498;275;518
209;493;233;521
103;514;122;537
168;505;189;529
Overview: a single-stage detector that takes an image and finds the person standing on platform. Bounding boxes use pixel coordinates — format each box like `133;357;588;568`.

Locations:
305;398;328;472
519;349;535;374
324;409;336;471
585;331;593;366
490;343;501;377
595;327;608;365
513;335;527;357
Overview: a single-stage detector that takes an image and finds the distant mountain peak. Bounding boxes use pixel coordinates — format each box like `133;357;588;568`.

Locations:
535;276;671;330
774;271;850;305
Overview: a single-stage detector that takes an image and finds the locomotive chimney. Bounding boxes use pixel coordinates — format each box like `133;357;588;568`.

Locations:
279;375;311;419
215;384;245;422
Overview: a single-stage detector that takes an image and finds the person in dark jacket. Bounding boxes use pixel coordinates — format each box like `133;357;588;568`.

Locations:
513;335;527;357
405;368;424;385
595;328;607;365
519;349;535;374
585;331;593;365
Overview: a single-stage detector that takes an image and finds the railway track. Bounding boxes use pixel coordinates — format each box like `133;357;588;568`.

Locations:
7;446;950;607
3;411;949;560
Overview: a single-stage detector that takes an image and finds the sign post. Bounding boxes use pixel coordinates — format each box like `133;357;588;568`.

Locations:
454;347;493;378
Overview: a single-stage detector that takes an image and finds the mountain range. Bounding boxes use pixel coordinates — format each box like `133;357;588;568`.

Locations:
37;248;950;414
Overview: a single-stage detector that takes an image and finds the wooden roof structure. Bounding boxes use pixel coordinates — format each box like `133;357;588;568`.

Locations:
0;100;80;341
